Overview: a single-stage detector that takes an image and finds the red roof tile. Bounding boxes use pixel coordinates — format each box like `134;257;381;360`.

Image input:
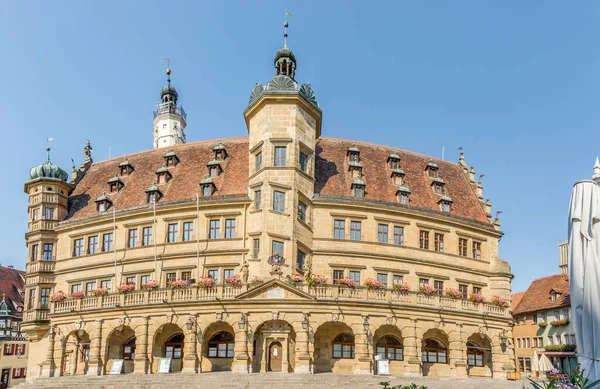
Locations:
511;291;525;311
512;274;570;315
65;136;491;226
0;266;25;316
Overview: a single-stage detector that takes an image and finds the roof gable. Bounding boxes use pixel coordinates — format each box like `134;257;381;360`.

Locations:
512;274;570;315
235;279;315;301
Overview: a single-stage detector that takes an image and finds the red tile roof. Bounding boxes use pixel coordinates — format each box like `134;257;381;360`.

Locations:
511;291;525;311
512;274;570;315
64;137;491;226
0;265;25;317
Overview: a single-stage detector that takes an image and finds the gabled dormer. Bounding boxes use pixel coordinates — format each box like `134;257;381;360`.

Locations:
390;168;405;185
108;174;124;193
200;177;216;197
164;149;180;167
95;192;113;212
155;163;172;184
207;159;222;177
213;142;228;161
438;190;453;213
396;181;411;205
145;181;162;203
431;176;445;195
348;161;363;179
119;158;134;176
387;153;401;170
425;160;438;178
351;177;365;198
550;289;562;302
347;145;360;163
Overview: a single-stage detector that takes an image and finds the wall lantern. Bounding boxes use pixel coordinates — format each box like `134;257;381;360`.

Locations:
185;316;196;331
238;314;246;330
302;314;309;330
363;316;370;333
499;330;508;346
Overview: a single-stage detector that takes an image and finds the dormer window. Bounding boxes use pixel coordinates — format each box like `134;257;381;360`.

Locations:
145;182;162;203
351;178;365;198
213;142;228;161
550;290;560;302
347;145;360;163
119;158;134;176
396;185;411;205
388;154;401;170
438;192;453;213
155;164;172;184
163;149;180;167
349;161;363;179
425;160;439;178
200;178;216;197
207;160;222;177
431;177;445;195
390;169;405;185
107;174;123;193
95;192;112;212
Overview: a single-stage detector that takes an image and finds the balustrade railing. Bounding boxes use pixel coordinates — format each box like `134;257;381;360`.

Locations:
28;219;58;232
24;309;50;322
50;284;509;317
26;260;56;273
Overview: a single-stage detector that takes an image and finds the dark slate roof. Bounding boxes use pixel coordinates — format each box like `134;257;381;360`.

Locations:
512;274;570;315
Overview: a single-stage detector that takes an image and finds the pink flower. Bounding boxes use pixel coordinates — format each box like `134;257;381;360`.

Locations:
490;295;509;307
197;276;215;288
289;273;304;283
167;278;190;289
51;290;67;302
419;284;438;295
224;274;242;287
69;290;85;299
119;282;136;293
309;274;328;285
337;276;356;288
392;282;411;293
469;292;486;303
365;278;385;290
444;288;464;299
141;280;159;290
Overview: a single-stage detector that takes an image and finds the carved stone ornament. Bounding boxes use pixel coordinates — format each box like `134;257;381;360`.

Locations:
265;75;298;92
299;83;318;107
74;321;84;331
216;312;223;322
386;316;394;325
272;311;279;321
332;313;340;322
248;83;265;105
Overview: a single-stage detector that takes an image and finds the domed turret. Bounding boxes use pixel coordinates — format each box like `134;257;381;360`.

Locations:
28;148;69;182
153;63;187;149
274;22;296;79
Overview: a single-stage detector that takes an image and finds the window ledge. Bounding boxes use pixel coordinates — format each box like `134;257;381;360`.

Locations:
249;209;263;214
269;210;290;217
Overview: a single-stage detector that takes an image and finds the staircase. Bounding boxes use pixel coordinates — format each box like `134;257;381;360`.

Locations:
13;373;525;389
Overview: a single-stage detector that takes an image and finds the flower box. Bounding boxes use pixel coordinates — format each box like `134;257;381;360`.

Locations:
224;274;242;287
444;288;463;299
336;276;356;288
51;291;67;302
550;319;570;327
537;322;548;328
70;291;85;299
419;284;438;295
288;273;304;283
309;274;328;286
167;278;190;289
119;282;136;293
469;292;486;303
490;295;509;307
544;344;576;352
92;287;109;296
141;280;159;290
197;276;215;288
392;282;411;293
250;275;264;284
365;278;385;290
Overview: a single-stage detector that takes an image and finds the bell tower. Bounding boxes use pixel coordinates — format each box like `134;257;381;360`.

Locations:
153;63;187;148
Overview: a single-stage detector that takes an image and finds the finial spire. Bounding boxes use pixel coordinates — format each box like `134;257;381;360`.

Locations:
283;21;289;48
593;157;600;181
46;147;51;162
164;58;171;86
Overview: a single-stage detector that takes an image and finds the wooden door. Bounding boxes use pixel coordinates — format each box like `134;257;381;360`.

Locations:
1;369;9;389
268;342;282;372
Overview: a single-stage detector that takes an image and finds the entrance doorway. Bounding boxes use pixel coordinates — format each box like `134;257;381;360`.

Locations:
268;342;283;372
0;369;9;389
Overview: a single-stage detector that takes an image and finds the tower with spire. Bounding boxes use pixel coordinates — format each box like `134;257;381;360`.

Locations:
153;64;187;149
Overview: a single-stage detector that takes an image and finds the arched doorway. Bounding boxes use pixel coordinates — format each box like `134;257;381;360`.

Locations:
105;326;136;374
421;329;449;377
152;323;184;373
251;320;295;373
60;330;90;376
374;325;404;375
467;334;493;377
268;341;283;372
202;322;235;372
313;322;354;374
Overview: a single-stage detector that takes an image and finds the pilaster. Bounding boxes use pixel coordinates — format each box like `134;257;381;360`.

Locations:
41;328;56;377
294;329;311;374
232;327;249;373
134;316;150;374
182;317;198;374
87;320;104;375
449;324;467;378
402;319;422;377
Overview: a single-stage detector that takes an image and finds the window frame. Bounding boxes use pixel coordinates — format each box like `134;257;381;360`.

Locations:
167;223;179;243
273;191;286;213
377;224;389;244
224;219;236;239
209;219;221;240
73;238;84;257
102;233;114;252
182;222;194;241
334;219;345;240
350;221;361;241
419;231;429;250
142;226;153;246
88;235;99;254
274;146;287;167
434;233;444;252
332;333;355;359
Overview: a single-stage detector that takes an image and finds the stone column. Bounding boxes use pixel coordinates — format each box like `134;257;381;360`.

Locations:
403;319;421;377
182;318;198;374
134;316;150;374
353;318;371;375
281;336;289;373
69;341;78;376
232;325;249;373
449;324;467;378
294;329;311;374
41;328;56;377
87;320;104;375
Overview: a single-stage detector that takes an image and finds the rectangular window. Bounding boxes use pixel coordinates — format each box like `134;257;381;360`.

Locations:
473;241;482;259
393;226;404;246
183;222;193;241
434;233;444;252
298;200;307;222
419;231;429;250
140;275;150;285
209;220;220;239
28;290;36;310
517;338;522;349
273;191;286;212
73;239;84;257
533;314;538;324
334;220;345;239
225;219;236;239
40;288;50;308
333;270;344;282
32;208;40;221
45;207;54;220
86;282;97;295
349;271;360;286
376;273;388;286
100;280;111;289
392;275;403;284
570;334;576;345
31;244;39;261
419;278;429;287
434;280;444;295
378;224;389;244
254;190;261;210
88;235;99;254
207;269;219;283
274;146;286;167
253;239;260;259
71;284;82;294
181;271;191;281
296;249;306;271
102;233;113;252
555;334;561;345
223;269;234;280
167;223;179;243
539;337;544;347
128;229;138;248
473;286;482;295
299;152;308;172
166;273;176;283
124;276;135;285
255;151;262;172
562;309;569;321
459;284;468;297
272;240;284;256
350;221;361;241
142;227;152;246
548;336;553;345
43;243;53;260
459;238;468;256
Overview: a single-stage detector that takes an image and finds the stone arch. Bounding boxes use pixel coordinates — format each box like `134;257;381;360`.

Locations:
467;333;493;377
421;328;450;377
60;329;91;376
104;325;136;374
201;321;235;372
313;321;354;374
151;323;185;373
373;325;405;374
251;320;296;373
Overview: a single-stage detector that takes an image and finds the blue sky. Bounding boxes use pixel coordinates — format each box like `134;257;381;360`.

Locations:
1;1;598;293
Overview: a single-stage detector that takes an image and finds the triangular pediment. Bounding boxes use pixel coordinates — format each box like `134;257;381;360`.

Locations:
235;279;315;301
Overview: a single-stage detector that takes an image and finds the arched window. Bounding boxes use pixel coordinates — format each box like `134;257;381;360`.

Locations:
208;332;234;358
422;338;447;363
467;342;484;367
376;335;403;361
165;333;184;359
332;333;355;359
123;336;136;360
